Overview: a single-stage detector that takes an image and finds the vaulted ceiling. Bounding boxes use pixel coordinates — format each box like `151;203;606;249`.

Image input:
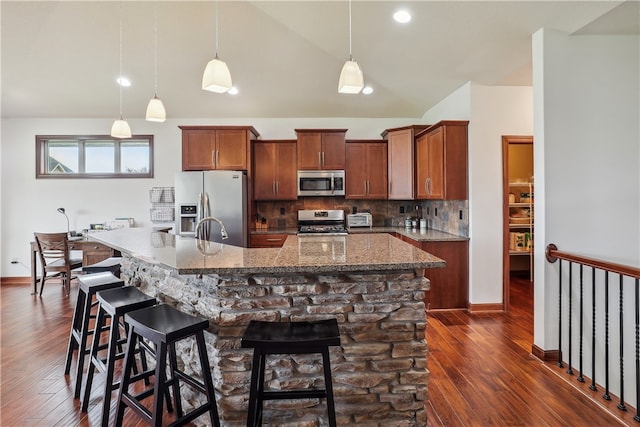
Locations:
2;1;638;119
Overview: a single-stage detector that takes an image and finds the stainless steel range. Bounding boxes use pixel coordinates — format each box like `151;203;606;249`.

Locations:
297;209;348;236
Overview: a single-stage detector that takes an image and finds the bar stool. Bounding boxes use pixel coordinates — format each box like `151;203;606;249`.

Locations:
81;286;158;426
241;318;341;427
83;256;122;277
116;304;220;427
64;271;124;398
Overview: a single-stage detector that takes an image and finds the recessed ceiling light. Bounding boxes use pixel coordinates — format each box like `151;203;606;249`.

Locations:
228;86;239;95
393;10;411;24
362;86;374;95
116;77;131;87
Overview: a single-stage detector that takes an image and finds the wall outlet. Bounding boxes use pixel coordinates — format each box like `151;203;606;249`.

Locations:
459;210;463;220
10;257;19;264
280;207;285;215
399;206;405;214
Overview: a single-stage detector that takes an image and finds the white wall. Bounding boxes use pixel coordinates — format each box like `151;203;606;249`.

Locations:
422;82;533;305
0;116;414;277
533;28;639;400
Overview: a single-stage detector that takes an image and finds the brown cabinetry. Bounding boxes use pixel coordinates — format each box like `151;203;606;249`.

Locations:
381;125;427;200
296;129;347;170
394;233;468;310
249;234;289;248
179;126;259;171
345;141;388;199
415;121;468;200
421;240;468;309
253;141;298;200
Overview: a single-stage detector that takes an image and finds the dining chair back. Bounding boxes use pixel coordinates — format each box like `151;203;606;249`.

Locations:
33;232;82;296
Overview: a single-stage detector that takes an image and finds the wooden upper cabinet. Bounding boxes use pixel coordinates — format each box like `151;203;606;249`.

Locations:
296;129;346;170
415;121;468;200
253;141;297;200
345;141;387;199
382;125;427;200
179;126;259;171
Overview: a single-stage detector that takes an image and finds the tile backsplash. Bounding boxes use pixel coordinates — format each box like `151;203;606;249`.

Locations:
255;198;469;237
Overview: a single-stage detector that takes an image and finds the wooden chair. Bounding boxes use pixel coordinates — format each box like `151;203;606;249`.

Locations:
33;232;82;296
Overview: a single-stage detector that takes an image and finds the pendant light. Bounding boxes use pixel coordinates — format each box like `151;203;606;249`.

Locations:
202;0;232;93
338;0;363;94
146;1;166;122
111;12;132;138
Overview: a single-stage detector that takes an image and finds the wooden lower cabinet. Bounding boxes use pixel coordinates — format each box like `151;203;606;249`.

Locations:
396;234;468;310
249;234;289;248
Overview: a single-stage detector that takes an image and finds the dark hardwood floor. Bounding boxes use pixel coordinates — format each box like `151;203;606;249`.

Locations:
425;274;636;426
0;276;635;426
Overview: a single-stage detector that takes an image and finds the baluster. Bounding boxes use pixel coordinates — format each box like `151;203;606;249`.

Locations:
603;271;611;401
568;261;574;375
618;273;627;411
590;267;597;391
578;264;585;383
558;260;563;368
633;279;640;421
634;278;639;422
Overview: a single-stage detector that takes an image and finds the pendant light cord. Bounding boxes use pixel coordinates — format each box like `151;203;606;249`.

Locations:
215;0;220;59
153;1;158;96
118;12;123;119
348;0;353;61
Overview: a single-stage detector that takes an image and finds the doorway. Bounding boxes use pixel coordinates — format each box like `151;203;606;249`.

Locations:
502;136;533;312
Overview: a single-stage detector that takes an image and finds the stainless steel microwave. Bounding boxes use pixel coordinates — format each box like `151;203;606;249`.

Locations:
297;170;345;196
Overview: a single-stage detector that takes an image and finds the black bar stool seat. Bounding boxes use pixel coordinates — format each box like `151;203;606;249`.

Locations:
64;272;124;399
241;318;341;427
116;304;220;427
83;256;122;277
81;286;158;426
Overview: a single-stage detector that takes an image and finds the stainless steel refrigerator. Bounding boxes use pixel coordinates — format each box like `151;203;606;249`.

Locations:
174;170;248;247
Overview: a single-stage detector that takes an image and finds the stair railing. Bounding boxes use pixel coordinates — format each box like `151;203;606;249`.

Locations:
546;243;640;422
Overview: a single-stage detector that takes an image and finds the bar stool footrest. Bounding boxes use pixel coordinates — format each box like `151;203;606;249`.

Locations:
262;389;328;401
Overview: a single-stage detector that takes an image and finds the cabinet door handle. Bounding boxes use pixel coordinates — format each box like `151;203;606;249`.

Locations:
318;152;322;167
211;151;215;167
266;238;283;242
276;181;279;194
272;181;276;195
363;181;367;194
216;150;220;166
322;151;325;166
424;178;428;196
366;180;370;195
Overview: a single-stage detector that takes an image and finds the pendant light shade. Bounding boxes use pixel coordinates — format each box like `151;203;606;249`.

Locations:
202;1;232;94
338;59;364;94
202;56;232;93
338;0;363;94
111;117;132;138
146;95;166;122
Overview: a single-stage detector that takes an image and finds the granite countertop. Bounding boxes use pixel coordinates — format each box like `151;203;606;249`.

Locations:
250;226;467;242
89;228;445;275
348;226;469;242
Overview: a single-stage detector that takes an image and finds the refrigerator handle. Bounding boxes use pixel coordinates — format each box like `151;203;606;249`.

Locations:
203;192;211;241
197;192;203;239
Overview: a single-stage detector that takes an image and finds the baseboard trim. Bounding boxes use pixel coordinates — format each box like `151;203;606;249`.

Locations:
1;276;31;286
467;303;503;313
531;344;560;362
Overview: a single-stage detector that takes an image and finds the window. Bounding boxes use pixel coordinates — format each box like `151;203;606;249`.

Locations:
36;135;153;178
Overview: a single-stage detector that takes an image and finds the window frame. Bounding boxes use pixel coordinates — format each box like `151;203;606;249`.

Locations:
36;134;154;179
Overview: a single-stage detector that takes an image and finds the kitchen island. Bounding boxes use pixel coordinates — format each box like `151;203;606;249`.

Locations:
90;228;445;426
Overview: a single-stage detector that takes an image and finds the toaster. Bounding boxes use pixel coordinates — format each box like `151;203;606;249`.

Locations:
347;213;372;228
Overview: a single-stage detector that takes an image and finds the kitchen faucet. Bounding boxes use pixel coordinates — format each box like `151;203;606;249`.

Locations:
195;216;229;241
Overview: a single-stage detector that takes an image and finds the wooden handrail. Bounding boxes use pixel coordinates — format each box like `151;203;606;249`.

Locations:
546;243;640;279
